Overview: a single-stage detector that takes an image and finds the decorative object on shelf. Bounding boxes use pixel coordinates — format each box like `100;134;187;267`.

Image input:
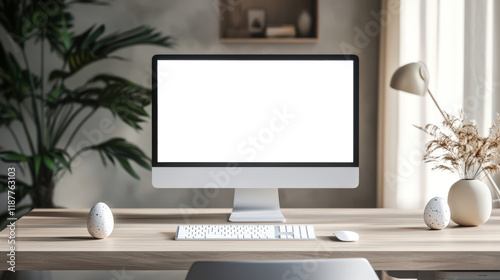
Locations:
391;61;500;226
297;10;312;37
265;25;296;38
424;197;450;230
448;180;492;226
229;3;244;30
87;202;114;239
223;3;248;38
0;0;173;224
248;8;266;37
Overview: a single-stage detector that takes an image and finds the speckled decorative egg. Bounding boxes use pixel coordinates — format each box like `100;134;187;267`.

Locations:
87;202;114;239
424;197;450;230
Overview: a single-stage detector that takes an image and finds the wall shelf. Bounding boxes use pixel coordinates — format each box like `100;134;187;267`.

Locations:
218;0;319;43
219;38;319;43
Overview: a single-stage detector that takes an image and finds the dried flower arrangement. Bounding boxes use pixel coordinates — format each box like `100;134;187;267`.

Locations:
416;111;500;180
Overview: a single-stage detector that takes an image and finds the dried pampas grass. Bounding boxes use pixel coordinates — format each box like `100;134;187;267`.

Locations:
416;111;500;180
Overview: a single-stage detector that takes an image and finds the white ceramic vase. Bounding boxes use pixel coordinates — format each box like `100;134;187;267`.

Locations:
448;179;492;226
297;10;312;37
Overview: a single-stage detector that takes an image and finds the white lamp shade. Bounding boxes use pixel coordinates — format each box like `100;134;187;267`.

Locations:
390;62;429;96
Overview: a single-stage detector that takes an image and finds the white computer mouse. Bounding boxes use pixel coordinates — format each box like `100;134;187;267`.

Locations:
333;231;359;242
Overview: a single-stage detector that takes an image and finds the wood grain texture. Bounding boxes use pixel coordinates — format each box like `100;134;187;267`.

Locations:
1;208;500;270
219;38;318;43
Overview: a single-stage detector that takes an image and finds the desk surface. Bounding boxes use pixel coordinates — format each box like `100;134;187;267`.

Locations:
1;208;499;271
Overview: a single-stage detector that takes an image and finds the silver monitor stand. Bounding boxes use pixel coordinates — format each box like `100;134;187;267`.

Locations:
229;188;285;222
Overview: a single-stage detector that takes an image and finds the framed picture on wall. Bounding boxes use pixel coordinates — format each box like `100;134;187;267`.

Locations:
247;8;266;36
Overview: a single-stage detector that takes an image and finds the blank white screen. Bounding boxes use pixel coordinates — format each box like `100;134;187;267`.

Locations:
157;60;354;163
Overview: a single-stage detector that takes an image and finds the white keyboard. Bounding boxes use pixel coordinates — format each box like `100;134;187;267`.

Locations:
175;225;316;240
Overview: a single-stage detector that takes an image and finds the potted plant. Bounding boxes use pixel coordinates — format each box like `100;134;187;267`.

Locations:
417;111;500;226
0;0;173;222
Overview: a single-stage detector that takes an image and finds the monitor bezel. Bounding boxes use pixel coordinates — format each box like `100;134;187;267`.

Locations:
152;54;359;167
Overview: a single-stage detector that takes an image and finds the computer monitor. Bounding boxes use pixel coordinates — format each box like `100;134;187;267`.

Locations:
152;55;359;222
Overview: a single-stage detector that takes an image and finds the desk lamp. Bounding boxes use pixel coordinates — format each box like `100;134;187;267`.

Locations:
390;61;500;199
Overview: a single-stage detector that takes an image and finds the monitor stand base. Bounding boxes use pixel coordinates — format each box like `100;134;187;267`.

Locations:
229;188;286;222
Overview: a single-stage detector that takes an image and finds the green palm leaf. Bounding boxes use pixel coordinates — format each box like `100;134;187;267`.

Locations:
0;0;108;50
86;138;151;179
0;103;22;127
45;12;75;56
0;151;28;163
49;25;174;80
0;43;37;102
55;74;152;130
0;0;33;48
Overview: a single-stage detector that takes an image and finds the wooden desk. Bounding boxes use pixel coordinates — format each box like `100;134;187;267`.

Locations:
1;208;499;271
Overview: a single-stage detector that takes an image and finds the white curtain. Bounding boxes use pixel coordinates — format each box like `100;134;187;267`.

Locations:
378;0;500;208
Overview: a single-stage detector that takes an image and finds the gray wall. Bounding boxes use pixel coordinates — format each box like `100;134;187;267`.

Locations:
1;0;381;210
